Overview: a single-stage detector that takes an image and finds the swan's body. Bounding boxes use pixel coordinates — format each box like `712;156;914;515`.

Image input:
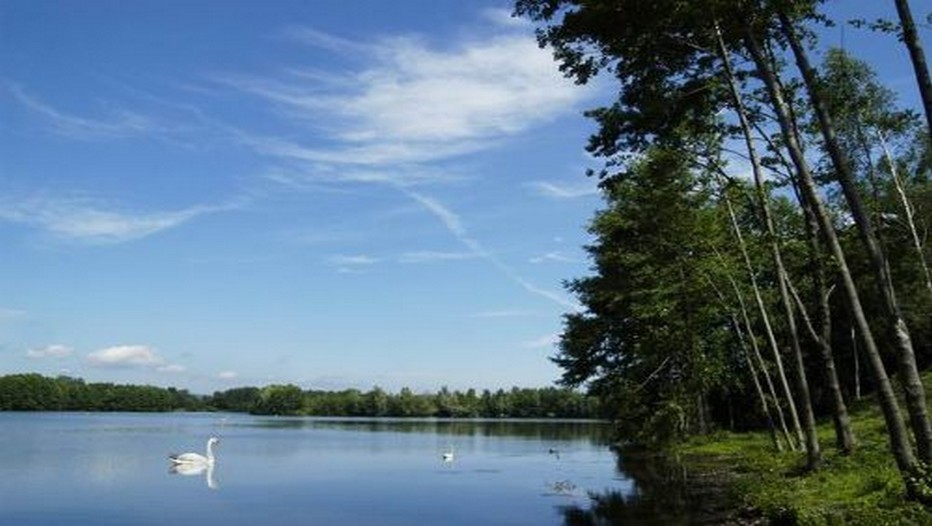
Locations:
170;437;219;465
441;445;454;462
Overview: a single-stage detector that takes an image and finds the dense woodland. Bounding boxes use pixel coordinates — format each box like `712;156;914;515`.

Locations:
514;0;932;502
0;373;601;419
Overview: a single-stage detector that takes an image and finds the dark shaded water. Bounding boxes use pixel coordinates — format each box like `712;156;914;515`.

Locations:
0;413;713;525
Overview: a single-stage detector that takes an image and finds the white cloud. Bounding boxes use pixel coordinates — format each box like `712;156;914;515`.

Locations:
480;8;529;29
86;345;165;368
280;26;374;55
0;195;239;244
522;333;559;349
226;28;590;172
529;251;581;264
218;370;238;380
528;181;599;199
326;254;379;266
27;344;73;359
398;250;475;264
9;84;155;141
402;189;580;311
471;309;537;318
157;364;186;373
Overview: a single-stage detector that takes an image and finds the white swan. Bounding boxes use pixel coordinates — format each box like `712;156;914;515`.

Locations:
169;437;219;465
441;445;455;463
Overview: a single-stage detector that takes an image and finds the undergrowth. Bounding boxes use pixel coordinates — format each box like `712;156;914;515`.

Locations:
677;372;932;525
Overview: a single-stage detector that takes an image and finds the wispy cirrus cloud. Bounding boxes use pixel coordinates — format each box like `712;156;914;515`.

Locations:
471;309;538;318
326;254;380;266
225;18;590;309
527;180;599;199
8;84;156;141
0;194;241;244
398;250;476;264
223;26;590;175
529;251;582;264
522;333;559;349
402;188;579;311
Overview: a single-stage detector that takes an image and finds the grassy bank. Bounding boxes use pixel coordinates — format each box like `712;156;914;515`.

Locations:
677;377;932;525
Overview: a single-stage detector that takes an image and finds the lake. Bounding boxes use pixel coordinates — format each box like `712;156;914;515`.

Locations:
0;412;697;525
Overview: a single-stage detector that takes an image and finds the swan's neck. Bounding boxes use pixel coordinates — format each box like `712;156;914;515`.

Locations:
206;441;215;463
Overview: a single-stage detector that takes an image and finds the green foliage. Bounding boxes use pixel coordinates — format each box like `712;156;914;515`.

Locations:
905;461;932;505
252;384;305;415
0;374;205;412
679;373;932;523
553;148;739;445
0;373;601;419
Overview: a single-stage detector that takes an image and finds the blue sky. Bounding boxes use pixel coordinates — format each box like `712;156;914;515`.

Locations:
1;1;928;394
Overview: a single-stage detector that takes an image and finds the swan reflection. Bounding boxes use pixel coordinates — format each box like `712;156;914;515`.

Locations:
169;461;219;489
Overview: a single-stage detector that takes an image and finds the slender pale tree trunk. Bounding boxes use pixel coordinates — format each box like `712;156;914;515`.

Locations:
894;0;932;147
743;29;918;478
718;183;803;450
708;274;784;452
733;313;784;452
878;130;932;297
852;328;861;401
779;12;932;465
715;22;821;467
724;265;796;451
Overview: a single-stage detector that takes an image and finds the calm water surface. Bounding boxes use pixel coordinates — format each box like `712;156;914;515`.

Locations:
0;412;651;525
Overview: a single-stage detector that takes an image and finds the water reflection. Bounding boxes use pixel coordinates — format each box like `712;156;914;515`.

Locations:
241;417;612;443
556;451;732;526
169;461;219;490
0;413;629;525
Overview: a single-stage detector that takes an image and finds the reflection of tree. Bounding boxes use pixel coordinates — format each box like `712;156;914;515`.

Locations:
244;417;614;444
558;451;737;525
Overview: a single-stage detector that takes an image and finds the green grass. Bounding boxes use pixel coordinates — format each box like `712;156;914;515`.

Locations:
677;374;932;525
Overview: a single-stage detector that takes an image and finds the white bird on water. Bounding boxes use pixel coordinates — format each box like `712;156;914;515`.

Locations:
442;445;455;463
169;437;219;466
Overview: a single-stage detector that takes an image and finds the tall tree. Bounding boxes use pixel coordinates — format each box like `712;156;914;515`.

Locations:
894;0;932;146
556;148;726;445
777;6;932;465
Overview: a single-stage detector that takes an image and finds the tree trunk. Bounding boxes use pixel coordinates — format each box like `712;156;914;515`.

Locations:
878;130;932;297
732;313;783;451
786;272;856;454
725;267;796;451
709;273;785;452
794;177;856;454
715;22;821;467
743;29;918;477
719;184;804;450
852;328;861;401
894;0;932;148
779;12;932;465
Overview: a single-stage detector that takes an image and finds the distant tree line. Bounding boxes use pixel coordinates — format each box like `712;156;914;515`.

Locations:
0;373;602;419
221;384;601;418
0;374;206;412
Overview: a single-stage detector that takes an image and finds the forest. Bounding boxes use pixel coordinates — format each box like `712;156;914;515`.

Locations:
0;373;601;419
514;0;932;504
